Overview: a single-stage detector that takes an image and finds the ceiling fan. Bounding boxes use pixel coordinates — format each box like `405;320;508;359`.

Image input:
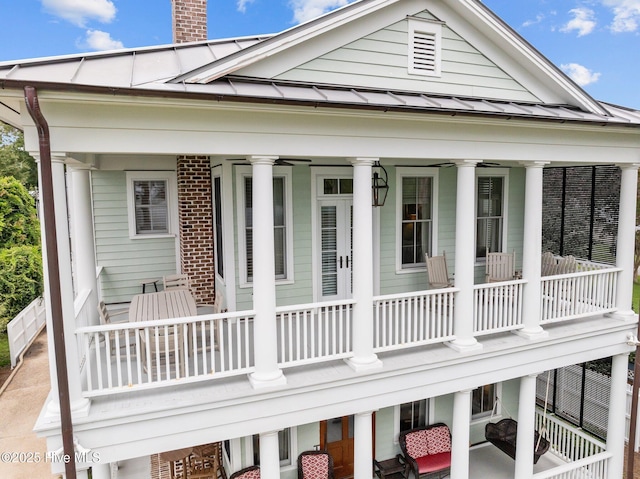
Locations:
430;161;508;168
226;158;312;166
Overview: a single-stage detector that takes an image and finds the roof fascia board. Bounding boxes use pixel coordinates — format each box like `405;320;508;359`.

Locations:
177;0;402;84
448;0;609;116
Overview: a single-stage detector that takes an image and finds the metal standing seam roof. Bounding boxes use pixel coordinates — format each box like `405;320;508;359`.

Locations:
0;35;640;127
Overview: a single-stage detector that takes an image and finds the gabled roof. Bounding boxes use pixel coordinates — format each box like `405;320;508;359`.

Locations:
0;0;639;128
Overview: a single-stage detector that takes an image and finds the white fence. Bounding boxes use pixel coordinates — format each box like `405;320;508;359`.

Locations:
7;297;46;367
474;280;526;335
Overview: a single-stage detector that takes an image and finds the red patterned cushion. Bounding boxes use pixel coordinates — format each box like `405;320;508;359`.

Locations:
301;454;329;479
404;430;429;459
416;452;451;473
426;426;451;454
238;469;260;479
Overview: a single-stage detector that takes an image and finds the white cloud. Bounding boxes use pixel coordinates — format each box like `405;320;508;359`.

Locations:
522;14;545;28
561;8;597;36
237;0;255;13
289;0;353;24
41;0;116;28
601;0;640;32
82;29;123;51
561;63;601;86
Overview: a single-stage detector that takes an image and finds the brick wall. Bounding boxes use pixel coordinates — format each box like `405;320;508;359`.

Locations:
171;0;207;43
177;155;215;305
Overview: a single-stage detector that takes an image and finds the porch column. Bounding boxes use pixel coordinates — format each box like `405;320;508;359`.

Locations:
607;352;630;478
517;162;549;339
248;156;286;388
69;167;99;320
90;463;110;479
613;164;639;318
354;411;374;479
514;374;538;479
451;389;471;479
347;158;382;371
259;430;282;479
40;156;90;418
449;160;481;352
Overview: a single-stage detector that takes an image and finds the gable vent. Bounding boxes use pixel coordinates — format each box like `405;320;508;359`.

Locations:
408;19;442;77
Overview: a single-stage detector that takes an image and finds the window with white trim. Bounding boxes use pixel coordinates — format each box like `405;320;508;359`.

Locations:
408;18;442;77
213;175;224;278
476;174;507;259
252;428;293;467
236;166;293;285
472;383;498;419
126;171;176;239
397;168;438;271
399;399;429;432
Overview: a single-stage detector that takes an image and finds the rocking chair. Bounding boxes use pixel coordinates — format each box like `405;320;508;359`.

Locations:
426;252;453;288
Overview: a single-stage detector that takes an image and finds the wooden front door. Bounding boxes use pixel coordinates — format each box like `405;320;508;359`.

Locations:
321;416;354;479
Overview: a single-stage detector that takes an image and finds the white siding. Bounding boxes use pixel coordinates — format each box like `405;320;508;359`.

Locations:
276;11;539;103
92;171;177;303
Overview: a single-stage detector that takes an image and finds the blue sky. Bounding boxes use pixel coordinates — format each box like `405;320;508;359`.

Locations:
0;0;638;109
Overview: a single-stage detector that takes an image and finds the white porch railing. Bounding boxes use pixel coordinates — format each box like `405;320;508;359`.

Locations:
373;289;457;352
540;267;620;324
473;280;526;335
532;452;611;479
76;310;256;397
276;299;355;367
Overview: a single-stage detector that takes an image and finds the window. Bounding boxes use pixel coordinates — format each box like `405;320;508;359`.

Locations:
408;18;442;77
476;175;506;259
400;399;429;432
213;176;224;278
236;166;293;285
252;429;292;467
126;171;176;239
472;384;497;419
397;168;438;272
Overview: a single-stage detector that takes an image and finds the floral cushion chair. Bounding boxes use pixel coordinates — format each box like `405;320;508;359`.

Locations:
298;450;335;479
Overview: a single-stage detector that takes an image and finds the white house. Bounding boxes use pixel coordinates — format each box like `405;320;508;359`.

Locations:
0;0;639;478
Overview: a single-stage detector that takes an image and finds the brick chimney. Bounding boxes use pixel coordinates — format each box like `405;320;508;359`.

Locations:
171;0;207;43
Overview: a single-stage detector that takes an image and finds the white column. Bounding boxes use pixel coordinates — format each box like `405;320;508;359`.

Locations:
346;158;382;371
450;389;471;479
90;463;111;479
69;167;99;320
607;353;629;478
259;430;281;479
514;374;538;479
517;162;549;339
613;164;639;318
248;156;286;388
354;411;374;479
43;156;90;417
449;160;481;352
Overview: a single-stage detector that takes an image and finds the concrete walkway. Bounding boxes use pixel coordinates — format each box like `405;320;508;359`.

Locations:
0;329;59;479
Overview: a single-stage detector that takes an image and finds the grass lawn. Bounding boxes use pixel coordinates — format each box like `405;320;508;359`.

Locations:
0;332;10;368
634;281;640;313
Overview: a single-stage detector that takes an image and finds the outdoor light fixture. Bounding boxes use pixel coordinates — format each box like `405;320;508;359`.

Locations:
372;161;389;207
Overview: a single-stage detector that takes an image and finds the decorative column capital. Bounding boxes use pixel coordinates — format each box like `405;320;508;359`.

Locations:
349;157;378;167
617;163;640;171
453;159;482;168
520;161;550;169
247;155;278;166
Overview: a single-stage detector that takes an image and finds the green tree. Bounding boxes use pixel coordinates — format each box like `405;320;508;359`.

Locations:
0;122;38;189
0;176;40;248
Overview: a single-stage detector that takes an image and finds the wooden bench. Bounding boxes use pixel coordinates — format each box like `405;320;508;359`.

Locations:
399;423;451;479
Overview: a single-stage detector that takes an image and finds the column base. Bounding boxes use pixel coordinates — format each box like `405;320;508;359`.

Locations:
345;355;383;372
45;396;91;419
446;338;483;353
513;327;549;340
249;369;287;389
607;310;637;321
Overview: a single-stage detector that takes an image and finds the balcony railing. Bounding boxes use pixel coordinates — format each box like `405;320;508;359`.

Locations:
76;261;620;396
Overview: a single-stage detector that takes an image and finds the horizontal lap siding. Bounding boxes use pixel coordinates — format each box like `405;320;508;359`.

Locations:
276;11;537;103
92;171;177;303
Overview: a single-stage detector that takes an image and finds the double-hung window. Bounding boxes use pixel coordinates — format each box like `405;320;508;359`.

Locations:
399;399;429;433
213;175;224;278
126;171;177;239
472;383;498;419
252;428;294;467
237;166;293;285
397;168;437;271
476;173;507;259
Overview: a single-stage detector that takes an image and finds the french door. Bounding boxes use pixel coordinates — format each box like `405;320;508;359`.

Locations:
318;199;353;301
320;416;354;479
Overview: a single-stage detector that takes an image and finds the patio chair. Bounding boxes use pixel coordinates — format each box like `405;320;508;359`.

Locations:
164;273;192;291
297;450;334;479
485;251;517;283
541;251;558;276
230;465;260;479
97;301;130;354
556;255;577;274
195;291;225;351
426;252;453;288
